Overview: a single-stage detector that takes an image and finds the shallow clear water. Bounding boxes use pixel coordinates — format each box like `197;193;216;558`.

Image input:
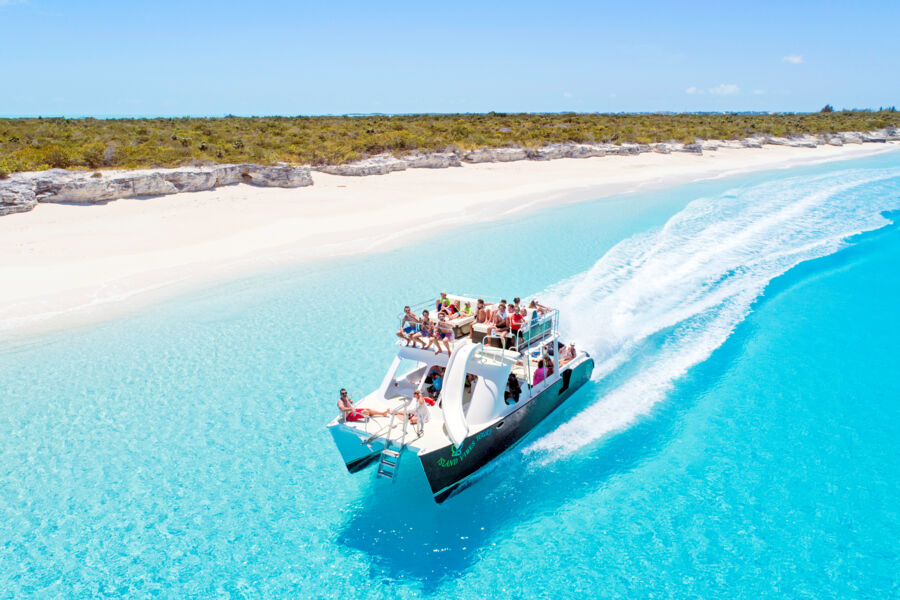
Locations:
2;152;899;598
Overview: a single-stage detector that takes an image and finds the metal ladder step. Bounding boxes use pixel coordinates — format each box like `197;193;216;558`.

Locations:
375;397;414;482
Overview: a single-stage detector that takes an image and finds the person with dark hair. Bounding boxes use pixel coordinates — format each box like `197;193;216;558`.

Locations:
409;310;433;348
433;312;454;355
504;373;522;405
396;305;421;345
337;389;389;421
560;344;576;366
532;359;548;385
486;300;509;342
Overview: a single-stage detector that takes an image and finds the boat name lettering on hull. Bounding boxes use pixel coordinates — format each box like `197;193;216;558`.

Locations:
439;428;493;468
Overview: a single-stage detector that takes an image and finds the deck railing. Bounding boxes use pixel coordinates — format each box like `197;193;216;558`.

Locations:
395;295;559;351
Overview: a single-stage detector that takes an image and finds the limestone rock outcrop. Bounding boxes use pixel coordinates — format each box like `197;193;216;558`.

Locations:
463;148;528;163
0;164;312;214
0;181;37;216
404;152;462;169
315;154;409;176
861;131;887;143
316;152;462;175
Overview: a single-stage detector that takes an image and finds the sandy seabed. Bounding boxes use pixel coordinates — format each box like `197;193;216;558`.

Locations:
1;143;898;339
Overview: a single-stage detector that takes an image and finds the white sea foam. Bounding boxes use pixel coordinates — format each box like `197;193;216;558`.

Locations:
526;168;900;459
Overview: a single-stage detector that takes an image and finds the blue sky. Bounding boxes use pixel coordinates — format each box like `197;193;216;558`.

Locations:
1;0;897;116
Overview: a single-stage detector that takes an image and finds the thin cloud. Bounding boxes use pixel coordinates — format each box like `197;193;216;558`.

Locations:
562;91;572;98
709;84;739;95
685;86;703;95
783;54;804;64
752;89;766;95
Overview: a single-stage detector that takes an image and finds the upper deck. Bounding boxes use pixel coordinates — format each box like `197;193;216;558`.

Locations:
399;292;560;355
327;293;580;454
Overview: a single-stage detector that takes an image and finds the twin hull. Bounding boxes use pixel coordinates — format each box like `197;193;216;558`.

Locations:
333;358;594;502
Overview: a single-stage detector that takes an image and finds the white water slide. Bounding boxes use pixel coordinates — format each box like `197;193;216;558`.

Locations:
440;344;479;447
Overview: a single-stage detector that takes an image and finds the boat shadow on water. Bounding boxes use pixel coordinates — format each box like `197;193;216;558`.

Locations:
334;374;713;590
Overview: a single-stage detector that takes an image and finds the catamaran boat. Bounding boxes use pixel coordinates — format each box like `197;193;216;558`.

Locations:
327;293;594;503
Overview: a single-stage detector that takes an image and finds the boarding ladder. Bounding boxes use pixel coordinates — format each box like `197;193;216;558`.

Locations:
376;397;414;481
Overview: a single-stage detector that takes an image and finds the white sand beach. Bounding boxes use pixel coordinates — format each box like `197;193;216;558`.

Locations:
1;143;897;338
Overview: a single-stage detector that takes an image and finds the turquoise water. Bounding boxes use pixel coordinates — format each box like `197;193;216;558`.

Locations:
1;152;899;598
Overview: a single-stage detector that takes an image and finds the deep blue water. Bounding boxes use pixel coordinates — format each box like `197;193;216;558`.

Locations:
1;151;899;598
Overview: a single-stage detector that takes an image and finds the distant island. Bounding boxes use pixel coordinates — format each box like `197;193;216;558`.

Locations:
1;110;898;176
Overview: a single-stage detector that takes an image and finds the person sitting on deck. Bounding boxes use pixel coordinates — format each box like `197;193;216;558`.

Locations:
511;297;522;314
408;310;433;348
337;389;390;421
486;301;509;342
439;300;460;319
532;360;548;386
469;299;490;338
396;305;421;345
491;299;508;320
475;299;489;323
461;301;474;317
560;344;576;366
426;367;444;398
436;291;451;313
529;299;550;315
508;306;525;342
504;373;522;405
432;312;455;355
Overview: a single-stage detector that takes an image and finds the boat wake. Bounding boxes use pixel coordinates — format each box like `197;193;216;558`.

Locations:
525;167;900;460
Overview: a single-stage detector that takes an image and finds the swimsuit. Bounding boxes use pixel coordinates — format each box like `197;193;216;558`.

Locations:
346;409;366;422
437;321;454;340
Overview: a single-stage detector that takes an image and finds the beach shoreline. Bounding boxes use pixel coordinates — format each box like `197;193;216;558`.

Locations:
1;142;898;341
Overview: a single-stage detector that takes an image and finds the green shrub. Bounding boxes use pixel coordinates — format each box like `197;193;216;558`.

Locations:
0;111;897;174
82;143;105;169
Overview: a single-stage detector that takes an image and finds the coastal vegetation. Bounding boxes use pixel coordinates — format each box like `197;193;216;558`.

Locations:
1;111;898;175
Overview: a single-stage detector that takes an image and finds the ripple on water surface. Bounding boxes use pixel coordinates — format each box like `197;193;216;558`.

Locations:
1;152;899;597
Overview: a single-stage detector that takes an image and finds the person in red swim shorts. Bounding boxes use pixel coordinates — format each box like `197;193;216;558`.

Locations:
337;388;390;421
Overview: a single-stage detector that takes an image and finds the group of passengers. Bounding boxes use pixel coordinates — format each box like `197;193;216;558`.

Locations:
476;297;551;343
396;293;554;354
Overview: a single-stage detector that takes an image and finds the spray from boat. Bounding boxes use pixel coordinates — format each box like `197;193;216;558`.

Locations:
526;167;900;460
